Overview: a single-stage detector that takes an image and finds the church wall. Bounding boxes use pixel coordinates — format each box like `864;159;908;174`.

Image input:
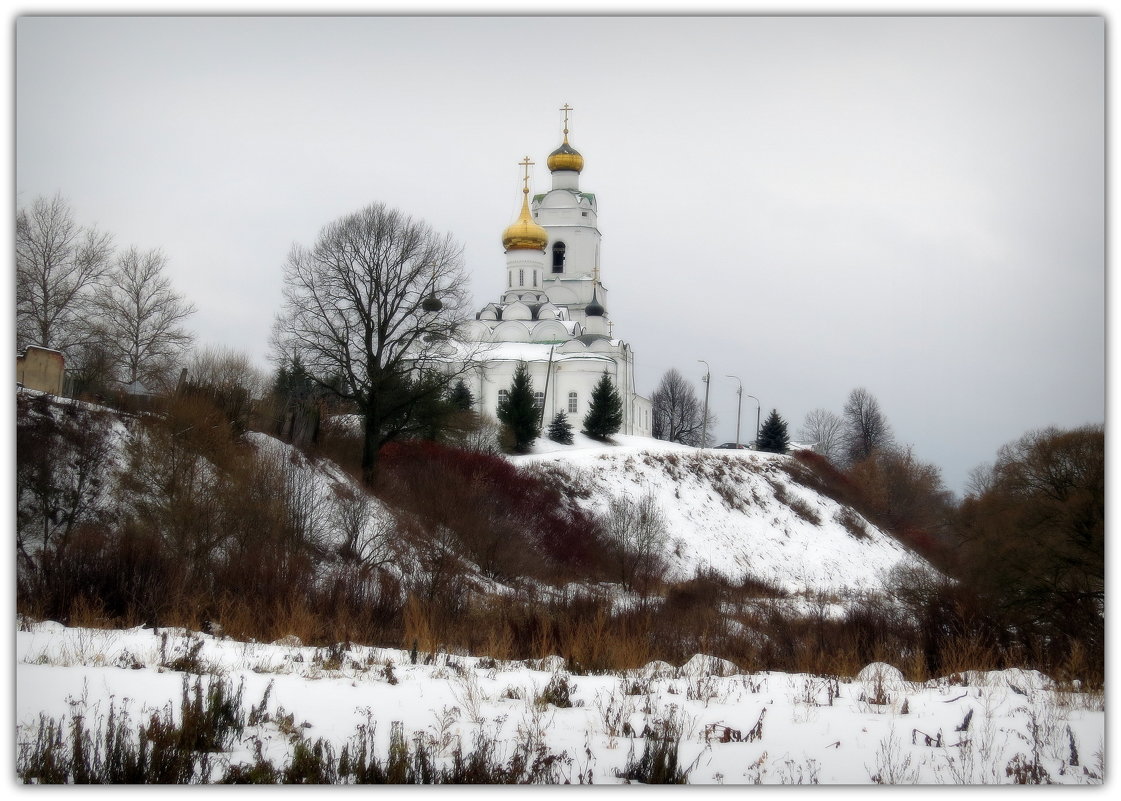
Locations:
542;226;598;281
469;351;647;437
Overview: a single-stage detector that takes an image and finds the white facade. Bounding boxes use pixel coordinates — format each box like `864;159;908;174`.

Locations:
462;119;651;437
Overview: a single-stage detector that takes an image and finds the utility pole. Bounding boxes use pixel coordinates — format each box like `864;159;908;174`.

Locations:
745;394;760;449
698;360;711;448
726;375;742;448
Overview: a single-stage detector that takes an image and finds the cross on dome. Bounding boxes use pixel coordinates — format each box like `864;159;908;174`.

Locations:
548;103;584;173
501;155;548;252
519;155;534;194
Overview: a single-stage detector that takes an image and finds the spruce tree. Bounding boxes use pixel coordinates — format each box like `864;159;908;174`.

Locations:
583;372;623;441
757;409;790;454
447;379;474;411
547;411;574;445
497;362;539;453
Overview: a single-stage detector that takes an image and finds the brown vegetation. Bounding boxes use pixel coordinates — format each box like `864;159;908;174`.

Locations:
15;390;1103;687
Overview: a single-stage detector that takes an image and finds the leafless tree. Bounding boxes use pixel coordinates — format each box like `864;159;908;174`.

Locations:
798;408;846;464
329;484;396;570
186;345;269;401
16;193;114;355
651;368;707;447
603;491;669;596
95;246;196;390
842;387;894;465
15;393;117;582
272;201;473;485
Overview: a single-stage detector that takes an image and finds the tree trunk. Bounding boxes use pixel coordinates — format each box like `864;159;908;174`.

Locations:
361;399;380;487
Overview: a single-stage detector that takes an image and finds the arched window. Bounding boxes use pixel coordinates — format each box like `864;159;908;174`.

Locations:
498;389;509;407
552;242;566;273
519;269;524;287
568;391;578;414
533;391;544;410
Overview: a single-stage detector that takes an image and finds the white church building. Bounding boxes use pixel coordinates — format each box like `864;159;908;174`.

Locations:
460;109;652;437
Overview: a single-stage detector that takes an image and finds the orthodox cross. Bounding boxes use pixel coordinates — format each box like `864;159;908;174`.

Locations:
519;156;534;194
560;103;573;141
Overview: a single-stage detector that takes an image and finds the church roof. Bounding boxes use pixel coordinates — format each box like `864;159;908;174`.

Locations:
533;191;595;205
547;141;584;173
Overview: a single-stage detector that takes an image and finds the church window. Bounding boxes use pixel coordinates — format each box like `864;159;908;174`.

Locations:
534;391;544;410
498;389;509;407
533;271;538;287
519;269;524;287
568;391;578;414
552;242;566;273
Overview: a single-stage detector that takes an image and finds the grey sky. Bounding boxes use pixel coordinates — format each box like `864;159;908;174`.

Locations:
14;15;1105;495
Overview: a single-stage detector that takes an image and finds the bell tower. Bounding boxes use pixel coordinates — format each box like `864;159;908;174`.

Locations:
535;104;608;325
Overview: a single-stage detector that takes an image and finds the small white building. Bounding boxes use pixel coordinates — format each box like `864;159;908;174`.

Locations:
460;110;652;437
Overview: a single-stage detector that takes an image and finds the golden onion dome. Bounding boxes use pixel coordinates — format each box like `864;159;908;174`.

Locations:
547;140;584;173
501;191;548;251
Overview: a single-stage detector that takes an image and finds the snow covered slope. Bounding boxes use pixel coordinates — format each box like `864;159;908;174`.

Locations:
515;434;931;598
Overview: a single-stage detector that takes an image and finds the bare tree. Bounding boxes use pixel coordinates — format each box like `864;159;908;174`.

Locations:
16;193;114;355
95;246;196;390
798;408;846;463
15;393;117;583
272;201;472;485
187;345;269;401
842;387;894;465
328;484;396;570
651;368;707;447
602;491;669;595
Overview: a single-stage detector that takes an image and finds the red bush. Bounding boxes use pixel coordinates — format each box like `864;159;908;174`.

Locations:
379;440;608;579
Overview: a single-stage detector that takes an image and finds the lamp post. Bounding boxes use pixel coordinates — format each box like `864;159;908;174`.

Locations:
725;375;743;448
698;360;710;449
745;394;760;449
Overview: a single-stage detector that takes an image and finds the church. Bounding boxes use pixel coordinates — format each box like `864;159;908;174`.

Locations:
460;108;652;437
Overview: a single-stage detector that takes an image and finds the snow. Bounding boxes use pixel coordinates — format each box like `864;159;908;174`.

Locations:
15;621;1104;784
515;435;928;597
17;399;1104;784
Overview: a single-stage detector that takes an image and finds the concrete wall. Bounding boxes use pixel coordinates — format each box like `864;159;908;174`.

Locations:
17;346;65;395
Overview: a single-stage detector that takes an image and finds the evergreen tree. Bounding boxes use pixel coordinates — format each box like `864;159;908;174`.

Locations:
447;379;474;411
547;411;574;445
757;409;790;454
583;372;623;441
497;362;539;453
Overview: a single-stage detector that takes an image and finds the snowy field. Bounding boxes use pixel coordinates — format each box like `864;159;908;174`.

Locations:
15;620;1104;784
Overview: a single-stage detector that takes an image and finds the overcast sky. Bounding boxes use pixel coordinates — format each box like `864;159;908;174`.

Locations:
13;14;1104;495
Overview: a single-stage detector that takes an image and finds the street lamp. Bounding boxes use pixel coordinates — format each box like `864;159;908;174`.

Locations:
744;394;760;449
698;360;710;448
725;375;742;448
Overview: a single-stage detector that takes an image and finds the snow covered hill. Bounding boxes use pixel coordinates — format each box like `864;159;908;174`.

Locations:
17;389;933;606
515;433;932;599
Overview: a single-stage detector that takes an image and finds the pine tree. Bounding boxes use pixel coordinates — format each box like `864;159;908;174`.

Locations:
497;362;539;453
447;379;474;411
757;409;790;454
547;411;574;445
583;372;624;441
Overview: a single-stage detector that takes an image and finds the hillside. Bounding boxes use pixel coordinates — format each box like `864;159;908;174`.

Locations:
15;390;932;613
15;393;1105;785
516;433;929;598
